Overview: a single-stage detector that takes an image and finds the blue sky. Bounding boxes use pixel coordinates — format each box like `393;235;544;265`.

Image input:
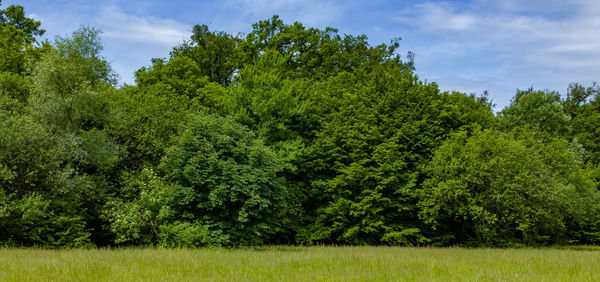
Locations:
4;0;600;109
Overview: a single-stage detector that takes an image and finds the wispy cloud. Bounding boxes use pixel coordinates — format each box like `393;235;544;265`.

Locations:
89;6;192;84
396;0;600;69
392;0;600;108
395;2;477;32
96;6;190;47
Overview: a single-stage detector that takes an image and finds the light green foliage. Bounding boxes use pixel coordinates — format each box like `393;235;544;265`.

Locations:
103;168;226;246
29;26;114;133
27;25;120;175
104;168;228;247
420;128;599;245
0;72;29;112
499;89;571;136
0;23;120;247
135;56;213;99
158;222;226;248
0;3;45;44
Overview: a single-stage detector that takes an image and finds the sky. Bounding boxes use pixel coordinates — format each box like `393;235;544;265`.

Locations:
4;0;600;110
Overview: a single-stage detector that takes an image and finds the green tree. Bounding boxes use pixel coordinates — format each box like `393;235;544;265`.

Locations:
239;16;407;80
420;128;599;245
104;85;191;170
0;25;121;247
105;114;286;246
102;168;226;247
565;83;600;172
29;26;115;134
134;16;424;244
0;114;94;247
170;24;242;85
499;89;571;137
302;63;495;245
160;114;285;245
0;2;45;44
0;2;48;112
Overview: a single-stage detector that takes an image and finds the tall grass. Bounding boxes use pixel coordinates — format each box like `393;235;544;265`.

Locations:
1;246;599;281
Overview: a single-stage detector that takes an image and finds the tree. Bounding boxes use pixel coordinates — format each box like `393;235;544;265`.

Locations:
170;24;242;85
136;17;423;244
301;62;496;245
29;26;115;134
239;16;407;80
420;128;599;245
499;89;571;137
3;5;599;248
565;83;600;170
160;114;286;245
0;114;94;247
0;25;121;247
105;114;286;246
0;2;45;44
104;85;191;170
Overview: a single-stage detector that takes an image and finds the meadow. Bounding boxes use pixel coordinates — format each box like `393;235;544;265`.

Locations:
1;246;599;281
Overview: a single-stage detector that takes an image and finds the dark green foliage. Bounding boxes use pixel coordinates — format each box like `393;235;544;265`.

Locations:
0;114;97;247
0;192;91;247
302;66;495;245
104;86;191;169
171;24;242;85
104;115;285;247
160;114;286;245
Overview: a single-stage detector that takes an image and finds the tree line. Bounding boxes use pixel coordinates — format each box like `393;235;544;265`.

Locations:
1;3;599;247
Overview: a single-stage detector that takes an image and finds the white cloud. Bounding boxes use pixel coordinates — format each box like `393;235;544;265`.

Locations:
395;2;477;31
86;6;193;84
392;0;600;108
95;6;190;47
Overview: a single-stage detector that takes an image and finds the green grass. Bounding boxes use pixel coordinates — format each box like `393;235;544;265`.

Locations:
1;246;599;281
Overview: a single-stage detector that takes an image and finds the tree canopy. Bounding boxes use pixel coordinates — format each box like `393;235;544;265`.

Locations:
1;3;599;247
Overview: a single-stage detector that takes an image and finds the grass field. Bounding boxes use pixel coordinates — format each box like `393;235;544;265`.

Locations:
1;246;599;281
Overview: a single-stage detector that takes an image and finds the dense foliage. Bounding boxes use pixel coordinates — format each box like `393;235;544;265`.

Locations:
421;128;598;246
1;3;599;247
